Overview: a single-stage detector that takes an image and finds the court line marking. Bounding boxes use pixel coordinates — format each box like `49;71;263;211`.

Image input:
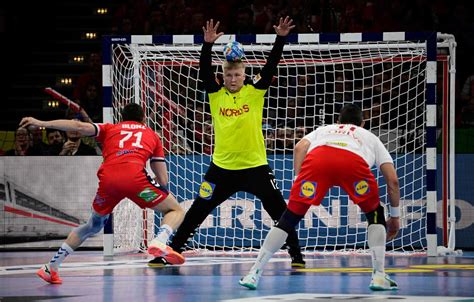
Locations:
222;293;474;302
0;257;292;276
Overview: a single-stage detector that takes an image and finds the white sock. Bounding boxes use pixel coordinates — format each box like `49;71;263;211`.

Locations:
250;227;288;273
155;224;173;244
368;224;386;274
49;243;74;270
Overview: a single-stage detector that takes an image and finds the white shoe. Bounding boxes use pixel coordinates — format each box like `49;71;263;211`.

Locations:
239;269;262;290
369;272;398;291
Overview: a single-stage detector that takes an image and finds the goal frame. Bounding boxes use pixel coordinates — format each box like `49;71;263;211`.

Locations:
101;32;456;257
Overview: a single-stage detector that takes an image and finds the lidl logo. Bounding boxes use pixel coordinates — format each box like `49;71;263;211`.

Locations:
138;188;159;202
199;181;215;200
300;181;317;198
354;180;369;196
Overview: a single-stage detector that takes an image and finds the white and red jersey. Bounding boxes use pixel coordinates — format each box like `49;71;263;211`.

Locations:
303;124;393;168
93;121;165;167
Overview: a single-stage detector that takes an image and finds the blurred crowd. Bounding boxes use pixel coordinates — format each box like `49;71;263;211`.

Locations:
2;0;474;156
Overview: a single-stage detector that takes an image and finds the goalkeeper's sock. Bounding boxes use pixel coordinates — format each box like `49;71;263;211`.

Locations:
155;224;174;245
368;224;386;274
49;243;74;270
250;227;288;273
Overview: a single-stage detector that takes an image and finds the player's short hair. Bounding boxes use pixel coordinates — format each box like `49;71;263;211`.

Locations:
121;103;144;122
222;61;245;71
338;104;363;125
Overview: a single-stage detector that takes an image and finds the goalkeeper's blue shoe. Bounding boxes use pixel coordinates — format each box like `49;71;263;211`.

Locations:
369;272;398;291
239;269;262;290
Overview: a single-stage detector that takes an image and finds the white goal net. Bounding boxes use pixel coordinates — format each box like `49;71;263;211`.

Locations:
108;34;447;255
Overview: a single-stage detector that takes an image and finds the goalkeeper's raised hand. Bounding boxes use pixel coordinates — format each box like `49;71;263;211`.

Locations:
273;16;295;37
202;19;224;43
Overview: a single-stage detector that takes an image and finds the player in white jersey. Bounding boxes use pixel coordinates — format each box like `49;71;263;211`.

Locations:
239;104;400;291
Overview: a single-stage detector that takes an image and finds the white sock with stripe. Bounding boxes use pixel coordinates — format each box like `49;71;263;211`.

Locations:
250;227;288;274
49;243;74;270
155;224;173;244
368;224;386;274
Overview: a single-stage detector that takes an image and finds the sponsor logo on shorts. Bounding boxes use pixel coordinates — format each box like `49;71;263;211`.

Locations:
300;180;317;198
138;188;160;202
116;148;138;156
199;181;215;200
354;180;370;196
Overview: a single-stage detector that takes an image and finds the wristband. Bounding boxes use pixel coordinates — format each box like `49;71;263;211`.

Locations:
390;206;400;218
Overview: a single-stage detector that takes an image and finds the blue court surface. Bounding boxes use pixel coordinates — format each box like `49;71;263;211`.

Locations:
1;251;474;301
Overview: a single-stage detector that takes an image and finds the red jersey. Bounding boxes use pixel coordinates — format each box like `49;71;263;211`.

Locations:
93;121;165;167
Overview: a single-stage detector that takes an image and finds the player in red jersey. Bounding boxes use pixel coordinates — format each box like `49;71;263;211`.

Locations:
20;103;185;284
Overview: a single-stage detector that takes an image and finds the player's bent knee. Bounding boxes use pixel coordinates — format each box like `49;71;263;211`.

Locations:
276;209;304;234
153;194;183;214
74;211;110;241
365;204;386;228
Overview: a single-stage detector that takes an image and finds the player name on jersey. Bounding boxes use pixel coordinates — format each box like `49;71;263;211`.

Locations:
121;124;146;129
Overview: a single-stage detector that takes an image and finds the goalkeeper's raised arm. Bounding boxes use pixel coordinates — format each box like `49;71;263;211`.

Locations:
199;19;224;93
254;16;295;90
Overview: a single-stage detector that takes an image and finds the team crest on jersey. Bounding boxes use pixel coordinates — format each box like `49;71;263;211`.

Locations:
252;73;262;84
300;180;317;198
354;180;370;196
199;181;215;200
138;188;159;202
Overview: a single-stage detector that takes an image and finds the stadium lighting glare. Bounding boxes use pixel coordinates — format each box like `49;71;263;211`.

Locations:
96;8;108;14
46;100;60;109
85;32;97;40
72;55;84;63
59;77;72;85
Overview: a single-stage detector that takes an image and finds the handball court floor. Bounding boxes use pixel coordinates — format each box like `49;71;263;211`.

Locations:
1;250;474;302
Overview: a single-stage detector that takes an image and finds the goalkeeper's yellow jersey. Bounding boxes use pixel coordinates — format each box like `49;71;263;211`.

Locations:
208;85;267;170
199;35;287;170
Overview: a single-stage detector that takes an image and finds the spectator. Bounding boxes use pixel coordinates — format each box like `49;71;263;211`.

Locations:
5;127;31;156
460;74;474;127
72;53;101;105
77;81;102;122
233;7;255;34
46;129;65;155
363;101;384;130
59;120;97;156
28;127;49;155
168;123;192;155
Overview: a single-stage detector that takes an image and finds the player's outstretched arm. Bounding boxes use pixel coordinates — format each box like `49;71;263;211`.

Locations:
20;117;96;137
380;163;400;241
